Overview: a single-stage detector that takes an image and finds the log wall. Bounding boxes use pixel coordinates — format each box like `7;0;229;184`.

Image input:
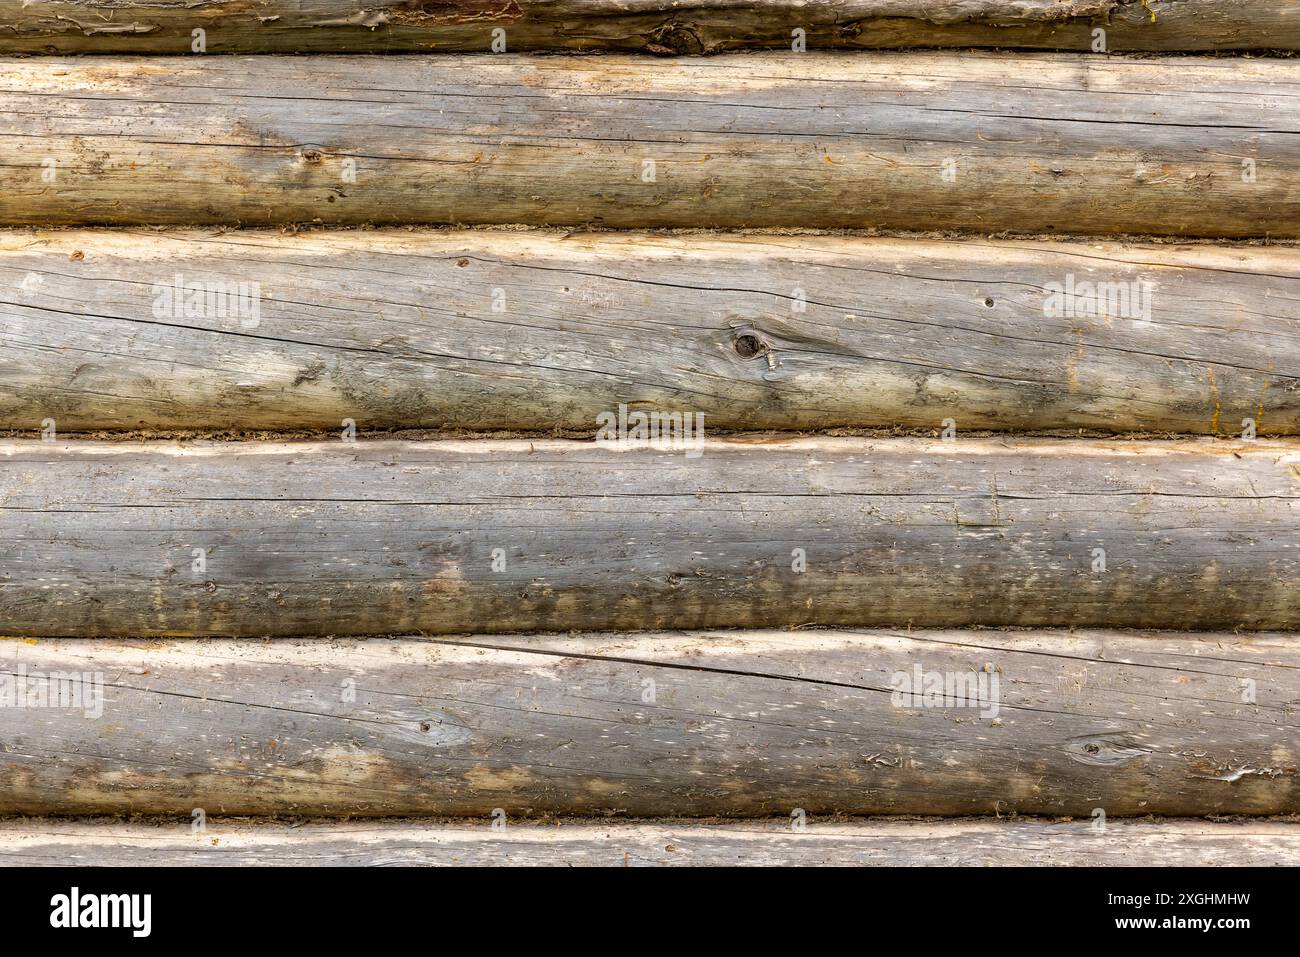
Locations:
6;0;1300;860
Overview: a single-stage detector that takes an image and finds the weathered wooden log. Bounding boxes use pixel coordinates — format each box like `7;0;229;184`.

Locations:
2;1;1296;55
3;818;1299;866
1;436;1296;636
4;53;1298;235
4;229;1298;435
1;630;1298;816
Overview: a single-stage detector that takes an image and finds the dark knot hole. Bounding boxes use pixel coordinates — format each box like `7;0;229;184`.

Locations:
734;334;766;359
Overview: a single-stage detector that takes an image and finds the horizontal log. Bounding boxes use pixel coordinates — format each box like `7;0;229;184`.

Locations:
1;436;1297;635
4;230;1298;434
3;818;1298;866
1;1;1295;55
5;53;1299;235
1;630;1298;816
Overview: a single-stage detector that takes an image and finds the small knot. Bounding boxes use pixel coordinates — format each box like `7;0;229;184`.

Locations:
1063;732;1148;767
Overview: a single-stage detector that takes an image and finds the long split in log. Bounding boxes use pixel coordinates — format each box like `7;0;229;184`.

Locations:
1;436;1296;636
3;52;1298;235
2;1;1296;55
0;630;1298;816
3;230;1298;435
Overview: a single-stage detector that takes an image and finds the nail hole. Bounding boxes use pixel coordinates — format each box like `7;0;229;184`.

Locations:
734;334;765;359
983;297;995;308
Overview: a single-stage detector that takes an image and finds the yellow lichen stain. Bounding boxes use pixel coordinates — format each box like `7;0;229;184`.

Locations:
465;765;536;792
1206;367;1221;433
0;637;39;645
1065;338;1085;394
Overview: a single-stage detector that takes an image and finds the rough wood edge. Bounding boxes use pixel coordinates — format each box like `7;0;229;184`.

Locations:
2;817;1298;866
2;0;1297;53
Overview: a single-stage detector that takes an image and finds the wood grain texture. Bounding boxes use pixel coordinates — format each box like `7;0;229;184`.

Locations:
2;818;1298;866
4;52;1299;235
2;0;1296;54
1;630;1299;816
1;436;1297;636
4;229;1299;435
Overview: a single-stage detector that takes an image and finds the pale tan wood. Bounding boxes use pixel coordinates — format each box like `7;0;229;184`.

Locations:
1;818;1296;866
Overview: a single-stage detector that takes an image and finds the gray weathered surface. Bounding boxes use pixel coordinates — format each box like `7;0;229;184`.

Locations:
2;0;1295;54
2;817;1298;866
3;229;1298;434
4;52;1298;235
1;630;1299;816
1;436;1297;635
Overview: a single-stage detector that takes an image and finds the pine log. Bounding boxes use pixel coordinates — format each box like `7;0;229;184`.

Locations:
1;1;1295;54
1;436;1296;636
3;230;1298;434
0;630;1297;816
4;52;1298;235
